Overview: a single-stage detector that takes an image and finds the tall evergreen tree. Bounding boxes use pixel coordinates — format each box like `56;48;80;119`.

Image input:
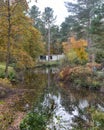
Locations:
29;5;41;28
42;7;56;59
61;0;104;62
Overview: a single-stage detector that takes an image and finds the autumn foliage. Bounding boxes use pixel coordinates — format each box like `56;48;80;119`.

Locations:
62;37;88;64
0;4;44;69
59;63;102;89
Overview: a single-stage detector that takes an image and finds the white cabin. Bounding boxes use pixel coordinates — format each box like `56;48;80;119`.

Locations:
39;54;65;61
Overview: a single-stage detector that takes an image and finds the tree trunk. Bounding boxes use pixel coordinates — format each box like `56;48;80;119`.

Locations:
5;0;11;78
48;21;50;61
87;15;92;62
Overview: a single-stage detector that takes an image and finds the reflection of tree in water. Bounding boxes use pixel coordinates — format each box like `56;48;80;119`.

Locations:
58;84;104;129
13;68;50;112
23;68;48;89
32;68;104;129
17;67;104;129
34;68;75;129
61;86;104;110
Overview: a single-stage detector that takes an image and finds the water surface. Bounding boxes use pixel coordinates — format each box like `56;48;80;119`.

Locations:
18;67;104;129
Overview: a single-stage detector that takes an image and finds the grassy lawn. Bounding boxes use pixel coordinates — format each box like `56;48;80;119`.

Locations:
0;63;14;73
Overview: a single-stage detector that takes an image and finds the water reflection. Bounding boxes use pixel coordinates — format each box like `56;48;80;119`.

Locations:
16;67;104;129
32;67;104;130
42;93;74;130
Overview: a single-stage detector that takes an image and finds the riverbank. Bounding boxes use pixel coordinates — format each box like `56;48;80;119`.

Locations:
58;63;104;91
0;65;104;130
0;86;47;130
0;66;48;130
35;61;61;68
0;88;27;130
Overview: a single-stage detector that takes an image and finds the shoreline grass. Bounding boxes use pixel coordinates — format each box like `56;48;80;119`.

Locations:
0;62;15;80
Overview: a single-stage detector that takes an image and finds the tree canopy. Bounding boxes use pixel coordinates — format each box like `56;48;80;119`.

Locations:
0;1;44;71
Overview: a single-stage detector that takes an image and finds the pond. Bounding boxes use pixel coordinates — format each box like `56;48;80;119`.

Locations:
18;67;104;130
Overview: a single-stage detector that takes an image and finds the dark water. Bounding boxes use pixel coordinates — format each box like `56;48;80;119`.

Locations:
17;67;104;129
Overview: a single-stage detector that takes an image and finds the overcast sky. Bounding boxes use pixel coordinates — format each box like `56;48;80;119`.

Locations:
29;0;74;25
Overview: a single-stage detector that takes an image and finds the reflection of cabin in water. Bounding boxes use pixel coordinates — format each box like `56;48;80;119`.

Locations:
39;54;65;61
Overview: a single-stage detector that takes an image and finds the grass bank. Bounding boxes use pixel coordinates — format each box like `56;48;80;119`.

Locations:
0;62;15;81
36;61;60;68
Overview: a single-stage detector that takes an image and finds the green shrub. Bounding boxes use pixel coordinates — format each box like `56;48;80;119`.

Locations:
20;112;47;130
91;80;101;89
88;108;104;129
95;51;104;63
92;111;104;128
8;71;16;81
97;71;104;79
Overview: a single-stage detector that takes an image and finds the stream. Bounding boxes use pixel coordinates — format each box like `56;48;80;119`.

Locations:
17;67;104;130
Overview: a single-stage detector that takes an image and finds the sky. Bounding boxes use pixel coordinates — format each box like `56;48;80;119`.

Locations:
29;0;73;25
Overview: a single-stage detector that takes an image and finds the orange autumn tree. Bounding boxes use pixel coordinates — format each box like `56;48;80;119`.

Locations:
0;0;29;77
0;3;44;69
63;37;88;64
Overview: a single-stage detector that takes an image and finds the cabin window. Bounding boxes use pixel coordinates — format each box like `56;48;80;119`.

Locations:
40;55;46;60
50;56;52;59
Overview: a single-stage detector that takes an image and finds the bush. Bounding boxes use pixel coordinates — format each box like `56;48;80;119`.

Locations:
88;108;104;129
59;64;102;89
92;111;104;128
97;71;104;80
72;108;104;130
90;80;101;89
72;67;102;89
20;112;47;130
95;51;104;63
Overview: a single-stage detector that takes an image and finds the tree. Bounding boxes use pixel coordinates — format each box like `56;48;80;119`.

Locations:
63;37;88;64
29;5;41;28
90;3;104;63
60;16;76;42
0;0;28;77
0;0;44;71
65;0;103;40
50;25;61;54
29;5;46;44
42;7;56;60
42;7;56;26
62;0;104;61
29;5;63;55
